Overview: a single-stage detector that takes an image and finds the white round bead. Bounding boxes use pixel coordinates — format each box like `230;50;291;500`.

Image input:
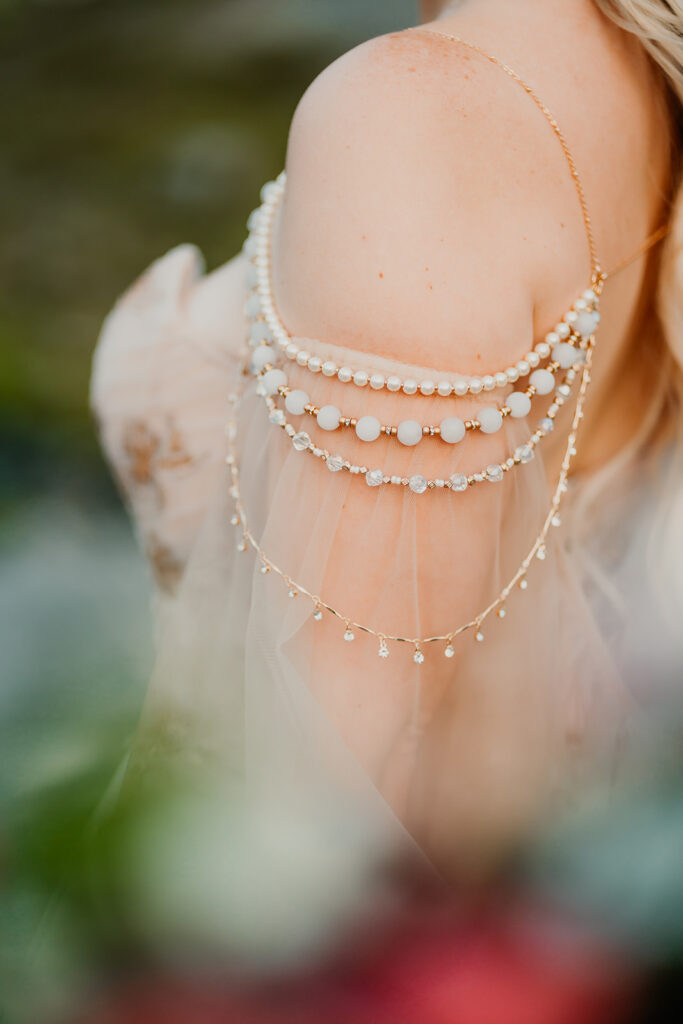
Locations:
506;367;520;384
321;360;337;377
262;368;287;396
506;392;532;418
317;405;341;431
526;352;541;368
557;323;571;339
251;345;276;372
285;389;309;415
295;350;310;367
477;407;503;434
529;368;555;395
535;342;551;359
495;372;508;388
439;417;466;444
437;380;453;397
370;373;385;390
403;379;418;396
454;379;469;396
387;375;402;392
544;332;560;348
285;344;298;360
308;356;322;373
420;380;435;396
338;366;353;383
397;420;423;446
355;416;381;442
517;360;530;377
469;377;483;394
575;310;600;339
353;370;369;388
552;343;580;369
482;375;496;391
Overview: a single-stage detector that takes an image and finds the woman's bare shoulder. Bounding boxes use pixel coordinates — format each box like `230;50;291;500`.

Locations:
274;8;670;369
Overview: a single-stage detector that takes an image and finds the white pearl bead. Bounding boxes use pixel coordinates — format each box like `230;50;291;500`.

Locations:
355;416;381;442
526;352;541;368
469;377;483;394
437;380;453;397
285;343;298;360
545;332;560;348
262;368;287;395
370;373;385;390
517;360;530;376
506;367;519;384
552;342;580;369
321;360;337;377
387;375;402;392
529;368;555;395
317;405;340;431
507;392;531;418
535;342;551;359
251;345;276;372
397;420;423;446
285;389;309;415
403;379;418;395
307;356;322;373
295;350;310;367
353;370;368;387
440;417;466;444
338;367;353;383
454;379;469;396
420;380;435;396
477;407;503;434
482;375;496;391
495;371;508;388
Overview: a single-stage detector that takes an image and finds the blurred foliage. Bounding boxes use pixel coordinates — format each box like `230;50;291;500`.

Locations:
0;0;414;515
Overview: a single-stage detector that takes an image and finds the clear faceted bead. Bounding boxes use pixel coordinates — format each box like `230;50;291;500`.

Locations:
475;631;485;643
292;432;311;451
269;409;286;426
413;649;425;665
313;608;323;622
378;642;389;659
515;445;534;464
409;475;428;494
365;469;384;487
486;464;504;483
444;644;455;659
538;418;554;434
449;473;468;492
326;454;344;473
344;629;355;642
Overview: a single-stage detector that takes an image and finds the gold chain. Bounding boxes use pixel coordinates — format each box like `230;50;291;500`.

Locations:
419;29;602;283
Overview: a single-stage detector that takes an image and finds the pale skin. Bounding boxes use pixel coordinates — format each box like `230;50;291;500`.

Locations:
185;0;674;869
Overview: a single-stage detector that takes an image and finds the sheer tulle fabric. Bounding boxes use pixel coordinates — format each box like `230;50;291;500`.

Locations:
91;243;676;878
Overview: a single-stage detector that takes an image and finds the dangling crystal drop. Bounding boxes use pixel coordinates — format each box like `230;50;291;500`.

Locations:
444;644;455;659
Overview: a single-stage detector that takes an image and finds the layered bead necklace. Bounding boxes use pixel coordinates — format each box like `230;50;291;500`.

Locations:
225;31;667;664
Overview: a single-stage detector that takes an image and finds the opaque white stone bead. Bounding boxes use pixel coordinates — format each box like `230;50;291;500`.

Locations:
575;310;600;339
285;389;309;415
251;345;275;372
262;368;287;396
397;420;423;446
317;405;341;431
440;417;466;444
552;343;580;369
356;416;381;442
477;407;503;434
507;392;531;418
529;369;555;395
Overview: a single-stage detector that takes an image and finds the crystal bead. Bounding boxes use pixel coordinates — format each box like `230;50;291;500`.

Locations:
497;607;507;619
536;545;547;561
269;409;286;426
486;464;504;482
450;473;468;492
413;649;425;665
260;565;269;574
288;588;298;598
344;629;355;642
313;609;323;622
538;418;554;434
230;514;240;526
475;631;485;643
552;514;562;527
444;644;455;659
409;475;428;494
378;641;389;659
365;469;384;487
326;454;344;473
519;579;529;590
237;540;247;552
514;445;534;464
292;432;311;451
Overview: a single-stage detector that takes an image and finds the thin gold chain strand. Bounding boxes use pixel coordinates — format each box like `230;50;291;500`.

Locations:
419;29;601;283
226;337;595;659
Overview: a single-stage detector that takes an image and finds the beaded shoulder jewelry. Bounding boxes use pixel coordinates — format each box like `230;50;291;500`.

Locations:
228;31;670;664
